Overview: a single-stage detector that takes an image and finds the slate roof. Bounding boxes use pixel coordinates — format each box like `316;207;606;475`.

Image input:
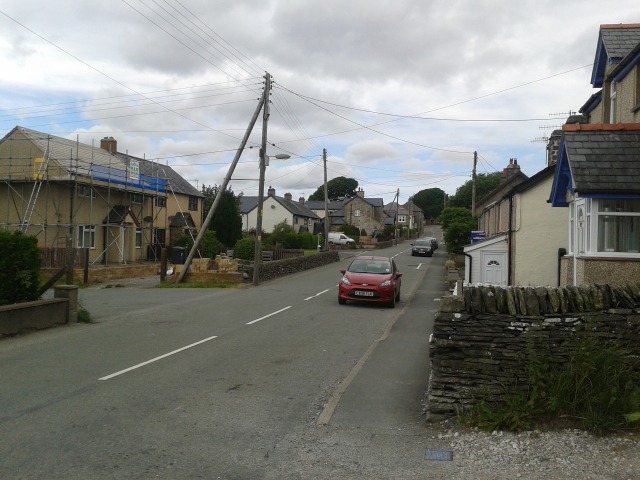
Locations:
550;124;640;206
239;195;319;219
591;24;640;87
2;126;201;197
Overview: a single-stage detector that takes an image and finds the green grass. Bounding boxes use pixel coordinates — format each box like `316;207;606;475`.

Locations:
77;306;92;323
462;329;640;435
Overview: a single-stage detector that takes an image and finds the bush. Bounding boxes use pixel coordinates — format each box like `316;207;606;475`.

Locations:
199;231;225;258
340;224;360;236
0;231;41;306
233;237;256;261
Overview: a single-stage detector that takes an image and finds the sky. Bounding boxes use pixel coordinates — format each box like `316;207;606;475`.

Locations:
0;1;638;205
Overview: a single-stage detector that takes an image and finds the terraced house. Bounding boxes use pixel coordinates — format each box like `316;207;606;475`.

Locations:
0;126;203;266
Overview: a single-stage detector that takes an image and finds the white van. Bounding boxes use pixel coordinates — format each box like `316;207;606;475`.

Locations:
328;232;355;245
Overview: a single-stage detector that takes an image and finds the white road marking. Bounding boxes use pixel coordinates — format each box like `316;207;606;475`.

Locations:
304;289;330;301
416;263;424;270
99;335;218;381
246;306;292;325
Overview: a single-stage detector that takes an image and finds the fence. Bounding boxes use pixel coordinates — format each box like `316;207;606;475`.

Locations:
40;247;89;268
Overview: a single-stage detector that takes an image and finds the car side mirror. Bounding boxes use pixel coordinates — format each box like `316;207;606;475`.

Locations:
396;273;403;278
340;269;346;274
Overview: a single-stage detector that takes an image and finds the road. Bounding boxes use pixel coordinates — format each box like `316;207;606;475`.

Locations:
0;230;458;479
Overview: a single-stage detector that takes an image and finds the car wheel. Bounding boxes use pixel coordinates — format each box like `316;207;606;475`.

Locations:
388;294;396;308
338;297;347;305
395;289;400;302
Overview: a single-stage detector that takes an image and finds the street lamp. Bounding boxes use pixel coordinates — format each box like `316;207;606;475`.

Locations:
253;152;291;284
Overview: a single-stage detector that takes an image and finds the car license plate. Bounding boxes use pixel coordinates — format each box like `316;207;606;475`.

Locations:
354;290;374;297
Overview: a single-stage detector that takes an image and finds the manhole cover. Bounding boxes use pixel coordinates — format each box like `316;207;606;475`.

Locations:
425;449;453;461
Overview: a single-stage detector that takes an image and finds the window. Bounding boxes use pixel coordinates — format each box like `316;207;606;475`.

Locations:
354;209;361;217
153;228;166;247
609;81;617;123
77;185;95;198
597;199;640;253
155;196;167;208
135;229;142;249
188;196;198;211
129;192;143;204
77;225;95;249
397;215;406;223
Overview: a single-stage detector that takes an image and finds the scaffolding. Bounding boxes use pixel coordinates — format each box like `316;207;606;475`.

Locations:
0;127;202;268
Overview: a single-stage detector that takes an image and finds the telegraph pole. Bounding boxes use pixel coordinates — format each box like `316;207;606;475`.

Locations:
323;148;329;250
395;188;400;245
471;151;478;214
253;73;272;285
176;76;267;283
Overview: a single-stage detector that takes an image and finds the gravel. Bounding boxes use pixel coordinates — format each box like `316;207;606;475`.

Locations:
438;425;640;480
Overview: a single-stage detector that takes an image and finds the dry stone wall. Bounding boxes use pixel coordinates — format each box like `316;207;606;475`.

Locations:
426;284;640;421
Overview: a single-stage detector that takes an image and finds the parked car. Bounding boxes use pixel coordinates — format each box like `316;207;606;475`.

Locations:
328;232;355;245
338;256;402;308
411;239;433;257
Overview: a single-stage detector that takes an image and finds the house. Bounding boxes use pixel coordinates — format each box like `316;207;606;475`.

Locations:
465;163;566;286
0;126;203;264
339;189;386;235
384;197;426;236
239;187;320;234
549;23;640;287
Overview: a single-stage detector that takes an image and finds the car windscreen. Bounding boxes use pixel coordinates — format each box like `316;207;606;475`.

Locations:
348;260;391;274
414;241;430;246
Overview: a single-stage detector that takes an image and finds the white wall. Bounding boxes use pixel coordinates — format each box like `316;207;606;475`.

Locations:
513;176;567;286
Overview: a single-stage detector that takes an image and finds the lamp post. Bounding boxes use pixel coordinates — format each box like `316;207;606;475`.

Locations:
253;152;290;284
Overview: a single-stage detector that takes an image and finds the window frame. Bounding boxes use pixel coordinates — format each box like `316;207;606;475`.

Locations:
188;196;198;211
77;224;96;249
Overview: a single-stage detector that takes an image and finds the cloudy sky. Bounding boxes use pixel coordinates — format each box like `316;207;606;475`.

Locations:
0;1;637;204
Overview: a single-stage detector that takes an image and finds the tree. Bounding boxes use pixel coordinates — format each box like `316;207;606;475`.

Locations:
447;172;502;210
412;188;446;219
438;207;477;254
201;184;243;248
309;176;358;201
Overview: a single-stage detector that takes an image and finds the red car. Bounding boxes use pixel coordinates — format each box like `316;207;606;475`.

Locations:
338;256;402;308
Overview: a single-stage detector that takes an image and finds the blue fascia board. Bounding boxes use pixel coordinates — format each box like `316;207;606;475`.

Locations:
550;137;573;207
612;50;640;83
591;35;607;87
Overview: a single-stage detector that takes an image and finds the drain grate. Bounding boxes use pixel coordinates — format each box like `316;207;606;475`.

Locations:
425;449;453;461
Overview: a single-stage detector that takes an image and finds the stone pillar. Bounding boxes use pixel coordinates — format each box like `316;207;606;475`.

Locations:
54;285;79;324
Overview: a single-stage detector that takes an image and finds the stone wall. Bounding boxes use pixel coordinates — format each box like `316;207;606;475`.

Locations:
426;284;640;420
258;250;340;282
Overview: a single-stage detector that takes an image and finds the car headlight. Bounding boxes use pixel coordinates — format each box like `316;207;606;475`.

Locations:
379;279;392;287
341;276;351;286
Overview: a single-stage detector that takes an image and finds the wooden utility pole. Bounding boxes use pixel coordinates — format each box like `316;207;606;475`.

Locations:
253;73;272;285
177;74;268;283
471;151;478;214
323;148;328;250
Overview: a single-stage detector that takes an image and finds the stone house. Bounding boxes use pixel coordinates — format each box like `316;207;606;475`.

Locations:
549;23;640;286
0;126;203;265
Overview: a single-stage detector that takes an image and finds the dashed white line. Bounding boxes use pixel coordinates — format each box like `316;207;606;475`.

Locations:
304;289;330;301
246;306;292;325
99;335;218;381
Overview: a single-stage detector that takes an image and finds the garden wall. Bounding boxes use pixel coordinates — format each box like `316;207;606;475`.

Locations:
426;283;640;421
258;250;340;282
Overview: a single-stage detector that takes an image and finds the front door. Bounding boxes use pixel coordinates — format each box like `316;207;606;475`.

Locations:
482;252;506;286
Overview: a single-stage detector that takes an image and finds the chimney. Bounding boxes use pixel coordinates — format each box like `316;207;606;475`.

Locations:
100;136;117;154
267;186;276;197
501;158;521;183
356;188;365;198
298;196;305;204
284;192;293;201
